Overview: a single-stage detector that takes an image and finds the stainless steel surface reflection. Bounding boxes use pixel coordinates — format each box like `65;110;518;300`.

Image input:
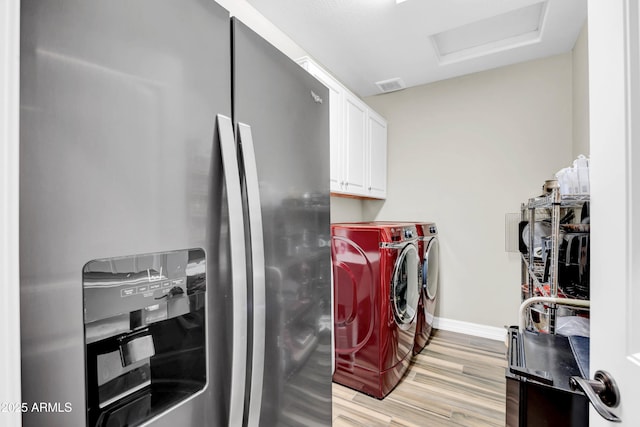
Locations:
260;194;332;426
233;18;331;426
20;1;230;425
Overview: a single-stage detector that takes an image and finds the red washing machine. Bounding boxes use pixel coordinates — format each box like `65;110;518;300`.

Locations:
413;223;439;355
331;222;420;399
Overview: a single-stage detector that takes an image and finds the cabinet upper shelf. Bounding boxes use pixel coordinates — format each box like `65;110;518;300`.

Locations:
525;193;590;209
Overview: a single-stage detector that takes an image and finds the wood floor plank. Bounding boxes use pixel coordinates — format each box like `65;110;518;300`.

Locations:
332;329;507;426
333;383;359;401
411;369;505;405
334;396;394;424
333;403;392;427
350;391;458;427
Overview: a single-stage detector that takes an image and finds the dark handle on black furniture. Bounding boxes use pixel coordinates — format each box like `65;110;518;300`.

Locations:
509;366;554;385
570;370;621;422
507;326;554;385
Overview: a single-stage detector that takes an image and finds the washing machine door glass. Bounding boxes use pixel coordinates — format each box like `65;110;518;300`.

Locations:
392;243;420;328
424;238;439;300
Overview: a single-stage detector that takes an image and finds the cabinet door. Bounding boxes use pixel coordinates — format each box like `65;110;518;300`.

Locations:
343;92;367;195
305;62;344;193
367;110;387;199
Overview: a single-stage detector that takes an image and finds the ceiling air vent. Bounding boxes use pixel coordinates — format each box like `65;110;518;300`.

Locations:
375;78;405;94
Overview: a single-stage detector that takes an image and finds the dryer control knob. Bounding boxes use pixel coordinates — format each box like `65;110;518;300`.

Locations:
429;226;437;234
404;229;414;239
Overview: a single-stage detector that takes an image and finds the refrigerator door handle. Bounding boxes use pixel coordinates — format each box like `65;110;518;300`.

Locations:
217;114;248;427
238;122;266;427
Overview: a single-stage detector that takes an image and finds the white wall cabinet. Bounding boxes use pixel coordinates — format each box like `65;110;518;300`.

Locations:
298;57;387;199
342;91;368;195
367;109;387;199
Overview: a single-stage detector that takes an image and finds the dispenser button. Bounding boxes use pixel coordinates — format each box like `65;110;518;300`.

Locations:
121;288;136;297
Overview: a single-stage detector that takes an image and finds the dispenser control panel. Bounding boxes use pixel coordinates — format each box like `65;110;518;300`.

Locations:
83;252;194;325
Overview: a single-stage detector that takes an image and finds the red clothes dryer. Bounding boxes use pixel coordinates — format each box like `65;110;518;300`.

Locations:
331;223;420;399
354;221;440;355
413;223;439;355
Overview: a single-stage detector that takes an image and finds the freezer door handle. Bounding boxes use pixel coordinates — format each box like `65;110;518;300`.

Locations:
217;114;248;427
238;122;266;427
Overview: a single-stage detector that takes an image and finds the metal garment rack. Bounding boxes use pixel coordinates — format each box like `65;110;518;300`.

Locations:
520;189;590;333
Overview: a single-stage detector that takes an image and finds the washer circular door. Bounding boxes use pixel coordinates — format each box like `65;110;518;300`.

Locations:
391;243;420;330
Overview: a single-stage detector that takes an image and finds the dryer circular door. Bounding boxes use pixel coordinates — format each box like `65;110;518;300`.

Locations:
391;243;420;330
331;236;376;355
422;237;440;330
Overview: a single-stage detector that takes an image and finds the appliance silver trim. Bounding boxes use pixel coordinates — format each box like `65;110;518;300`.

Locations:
238;122;266;427
98;380;151;409
218;114;248;427
424;237;439;300
380;237;418;249
391;242;420;329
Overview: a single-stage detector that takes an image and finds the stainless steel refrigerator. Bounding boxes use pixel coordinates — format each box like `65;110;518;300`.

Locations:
19;1;331;426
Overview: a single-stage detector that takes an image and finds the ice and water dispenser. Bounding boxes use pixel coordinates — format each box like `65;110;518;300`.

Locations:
83;249;206;426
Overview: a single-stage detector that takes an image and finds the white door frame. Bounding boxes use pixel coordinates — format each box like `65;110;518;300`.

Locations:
589;0;640;425
0;0;22;426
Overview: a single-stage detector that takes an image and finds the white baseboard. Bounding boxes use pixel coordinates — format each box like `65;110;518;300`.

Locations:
434;317;507;342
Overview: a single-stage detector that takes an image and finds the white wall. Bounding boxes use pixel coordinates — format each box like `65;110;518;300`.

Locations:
364;54;574;328
330;197;364;223
573;23;590;158
0;0;22;426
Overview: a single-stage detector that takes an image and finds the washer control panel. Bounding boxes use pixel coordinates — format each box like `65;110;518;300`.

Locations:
389;226;418;242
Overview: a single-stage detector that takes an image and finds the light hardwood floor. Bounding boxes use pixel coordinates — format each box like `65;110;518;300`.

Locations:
332;329;508;427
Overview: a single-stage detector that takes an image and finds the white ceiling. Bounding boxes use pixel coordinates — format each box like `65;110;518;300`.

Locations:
245;0;587;97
